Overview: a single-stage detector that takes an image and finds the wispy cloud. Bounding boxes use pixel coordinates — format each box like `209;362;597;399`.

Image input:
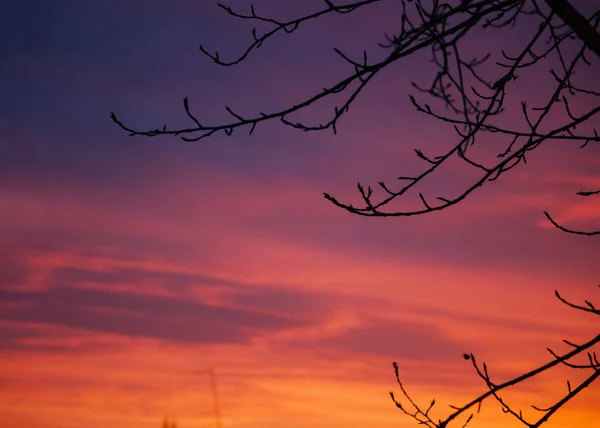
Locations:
2;0;599;427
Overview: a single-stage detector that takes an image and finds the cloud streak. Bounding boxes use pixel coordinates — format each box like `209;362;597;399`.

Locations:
2;0;600;427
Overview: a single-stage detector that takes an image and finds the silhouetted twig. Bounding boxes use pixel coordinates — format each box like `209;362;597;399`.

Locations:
111;0;600;233
390;288;600;427
110;2;600;425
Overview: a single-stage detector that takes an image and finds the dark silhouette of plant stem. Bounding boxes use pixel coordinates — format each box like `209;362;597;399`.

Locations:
111;0;600;233
110;0;600;425
391;288;600;427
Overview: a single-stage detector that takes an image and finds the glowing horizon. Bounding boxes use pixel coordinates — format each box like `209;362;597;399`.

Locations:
1;1;599;427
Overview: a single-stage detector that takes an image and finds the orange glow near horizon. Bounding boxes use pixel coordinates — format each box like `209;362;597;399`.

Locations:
1;0;600;427
2;203;599;427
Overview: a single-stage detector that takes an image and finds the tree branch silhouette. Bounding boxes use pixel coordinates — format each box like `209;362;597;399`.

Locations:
390;288;600;427
111;0;600;232
110;1;600;425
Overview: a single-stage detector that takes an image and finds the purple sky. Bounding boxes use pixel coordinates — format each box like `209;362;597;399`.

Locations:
1;1;600;427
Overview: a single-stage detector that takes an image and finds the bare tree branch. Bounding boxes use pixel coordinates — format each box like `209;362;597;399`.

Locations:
391;289;600;427
110;2;600;426
111;0;600;232
543;0;600;56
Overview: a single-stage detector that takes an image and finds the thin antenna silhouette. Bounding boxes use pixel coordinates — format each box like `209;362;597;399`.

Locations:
209;369;222;428
194;368;222;428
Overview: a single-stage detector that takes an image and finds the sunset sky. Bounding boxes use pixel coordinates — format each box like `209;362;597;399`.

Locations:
1;1;600;427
